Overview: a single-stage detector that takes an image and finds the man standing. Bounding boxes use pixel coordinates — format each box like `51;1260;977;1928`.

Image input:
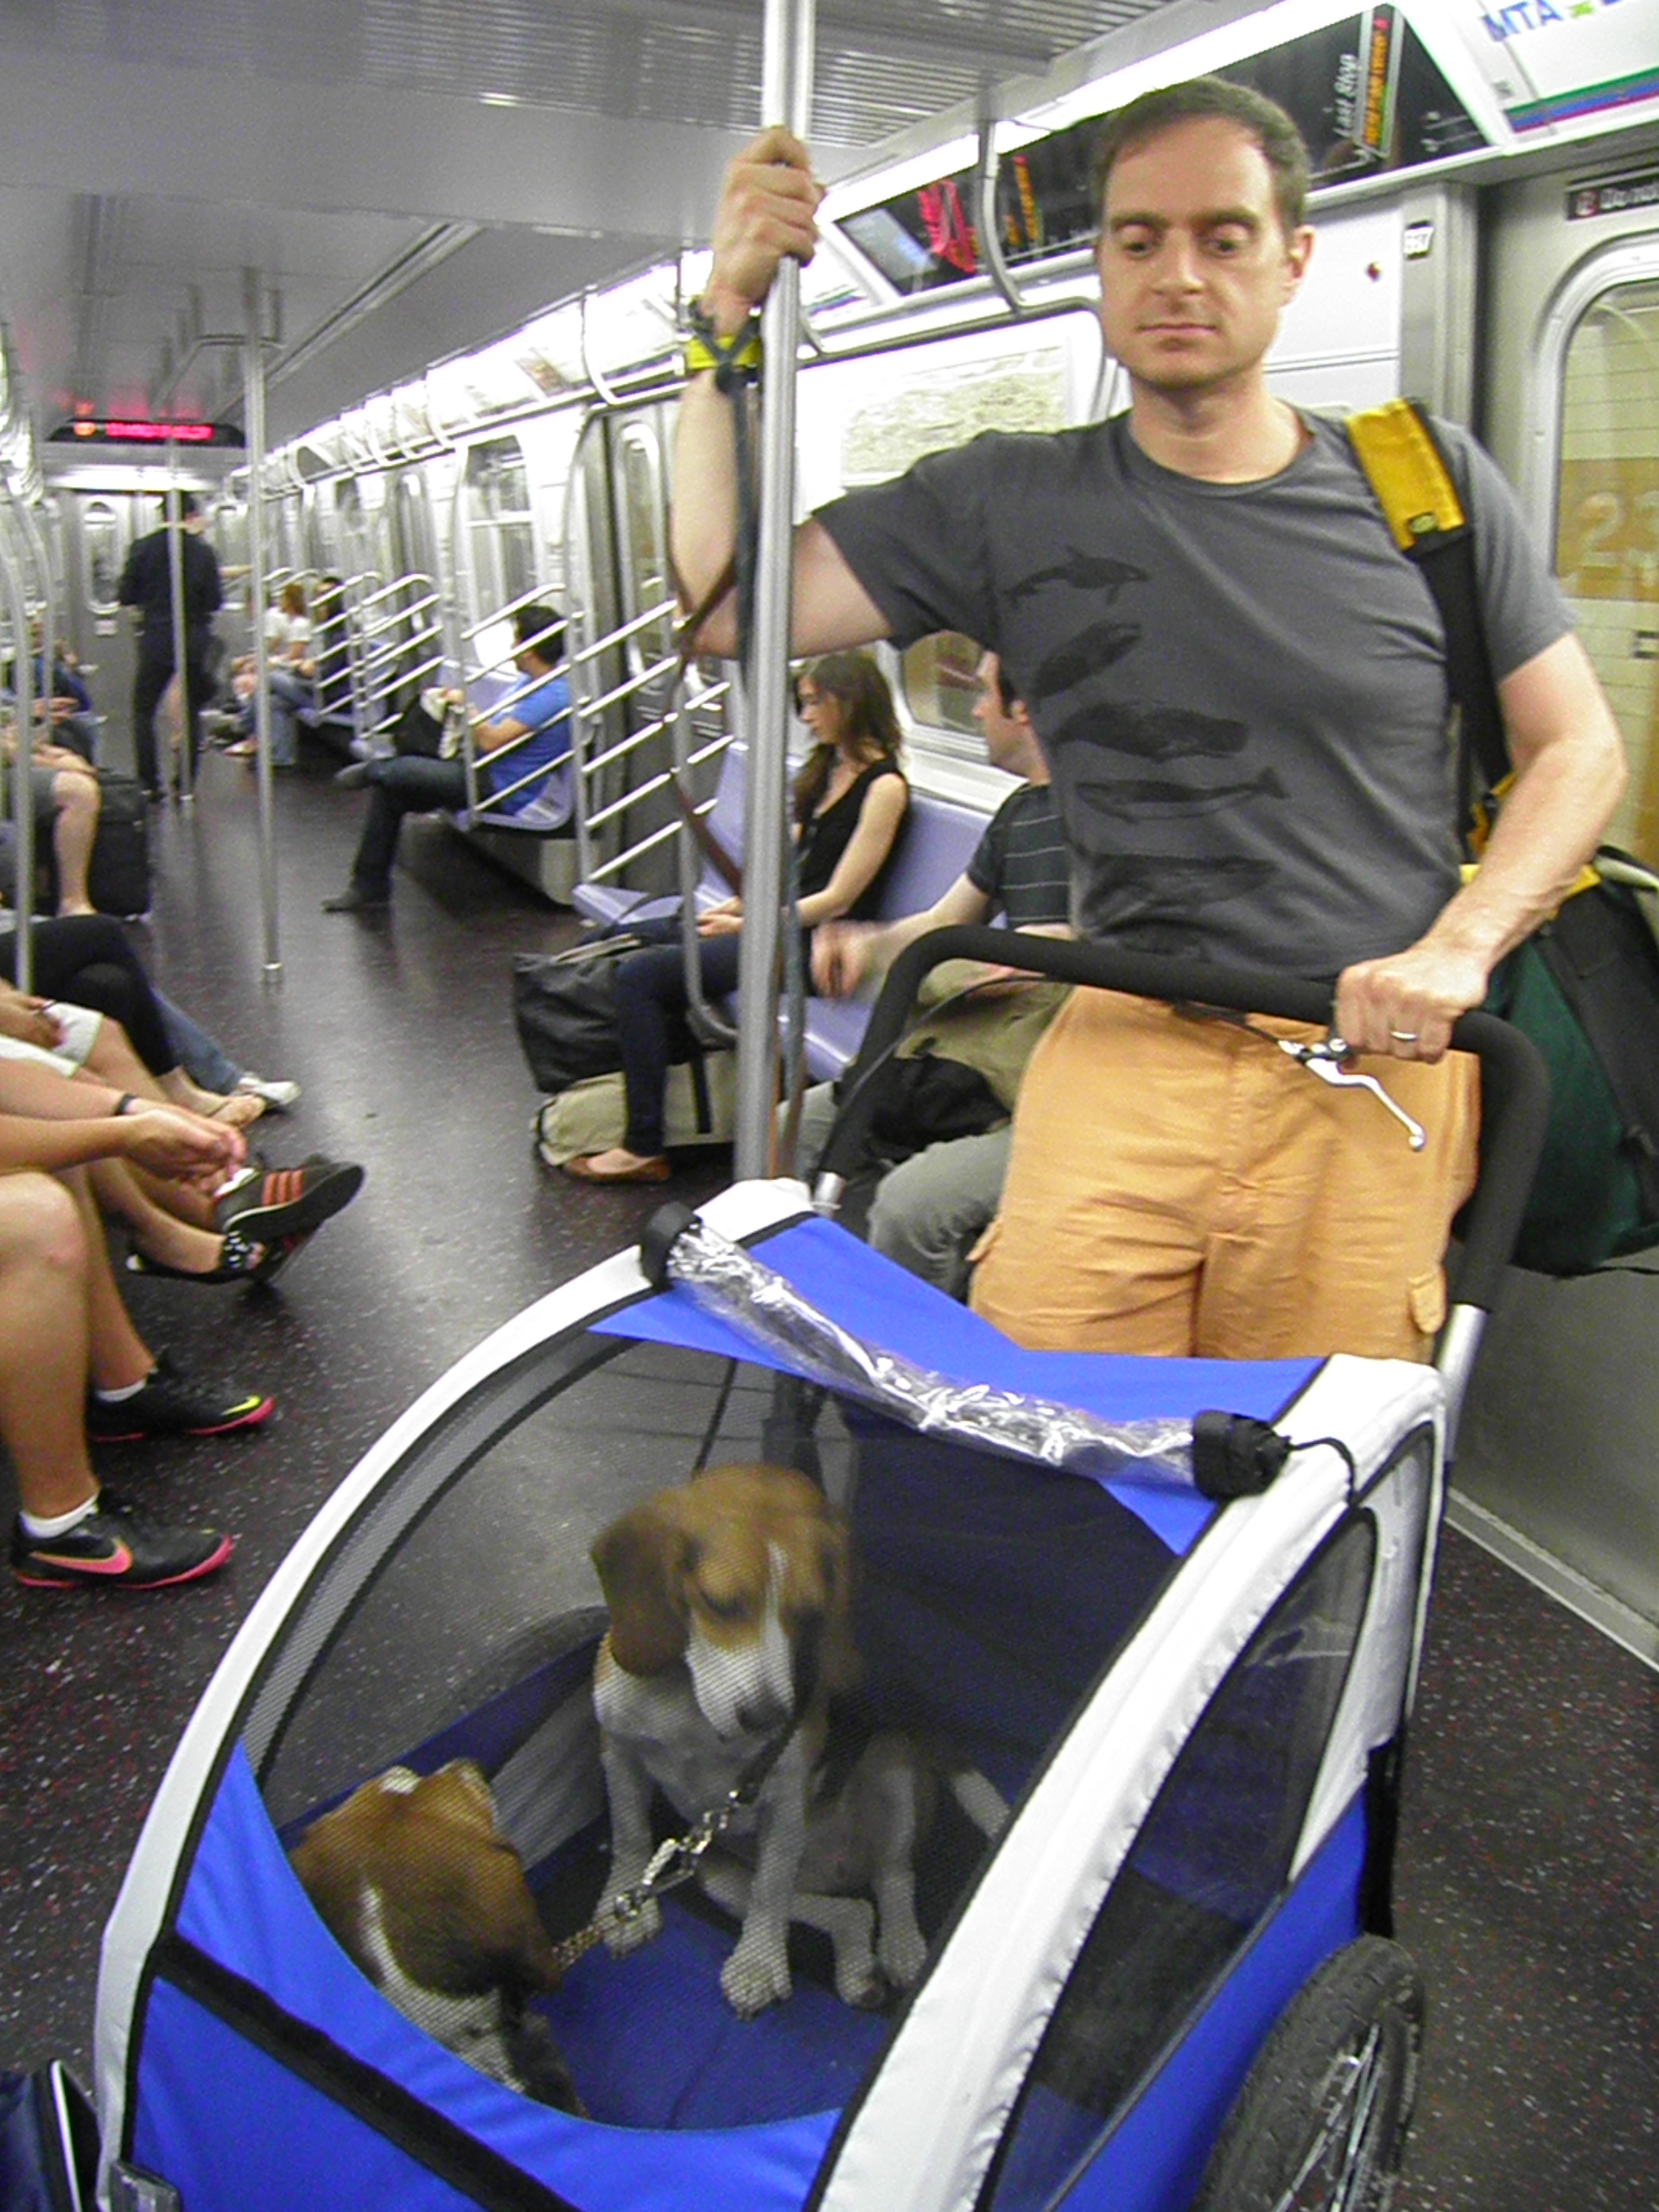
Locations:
117;493;223;799
671;78;1627;1362
323;604;571;915
804;652;1070;1297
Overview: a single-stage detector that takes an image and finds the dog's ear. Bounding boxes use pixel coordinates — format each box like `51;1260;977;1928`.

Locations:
591;1497;690;1675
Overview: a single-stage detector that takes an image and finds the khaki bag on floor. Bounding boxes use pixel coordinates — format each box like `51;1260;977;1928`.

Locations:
533;1053;738;1167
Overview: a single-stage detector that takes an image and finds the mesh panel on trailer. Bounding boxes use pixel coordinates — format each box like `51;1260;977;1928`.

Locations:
251;1338;1185;2133
130;1215;1324;2212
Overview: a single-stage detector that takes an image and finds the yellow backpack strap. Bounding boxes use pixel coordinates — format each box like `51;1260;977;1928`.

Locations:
1346;397;1467;553
1348;397;1508;831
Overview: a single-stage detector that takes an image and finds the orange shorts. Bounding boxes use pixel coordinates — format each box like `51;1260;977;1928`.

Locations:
969;988;1479;1363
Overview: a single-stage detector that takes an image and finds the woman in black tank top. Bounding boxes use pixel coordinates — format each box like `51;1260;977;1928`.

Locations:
566;652;910;1183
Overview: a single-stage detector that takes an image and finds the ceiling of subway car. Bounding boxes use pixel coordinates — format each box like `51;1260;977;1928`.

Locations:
0;0;1210;458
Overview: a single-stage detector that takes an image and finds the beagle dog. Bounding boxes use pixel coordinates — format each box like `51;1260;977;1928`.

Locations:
289;1759;582;2113
591;1462;1006;2018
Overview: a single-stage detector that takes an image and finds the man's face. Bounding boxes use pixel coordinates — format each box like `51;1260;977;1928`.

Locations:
1095;116;1312;398
971;652;1025;773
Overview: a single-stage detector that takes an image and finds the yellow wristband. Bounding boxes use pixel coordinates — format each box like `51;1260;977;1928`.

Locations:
683;329;763;379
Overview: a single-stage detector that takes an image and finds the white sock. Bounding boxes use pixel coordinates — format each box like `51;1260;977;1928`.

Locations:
21;1497;99;1540
94;1373;150;1404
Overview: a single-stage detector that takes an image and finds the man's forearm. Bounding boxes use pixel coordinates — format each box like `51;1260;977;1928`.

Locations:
1423;734;1623;976
670;373;744;652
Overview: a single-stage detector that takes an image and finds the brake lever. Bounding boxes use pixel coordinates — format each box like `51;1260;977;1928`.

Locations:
1277;1034;1427;1151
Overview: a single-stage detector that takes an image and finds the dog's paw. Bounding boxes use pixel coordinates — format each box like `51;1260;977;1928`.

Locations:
876;1916;929;1991
835;1953;888;2010
721;1933;792;2017
599;1889;661;1955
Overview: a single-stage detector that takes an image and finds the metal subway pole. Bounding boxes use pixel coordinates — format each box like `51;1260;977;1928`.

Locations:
163;465;189;803
0;501;36;990
12;496;56;772
732;0;816;1180
245;269;280;979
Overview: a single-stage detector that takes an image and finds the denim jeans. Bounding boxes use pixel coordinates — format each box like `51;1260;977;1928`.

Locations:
346;753;467;899
155;989;240;1093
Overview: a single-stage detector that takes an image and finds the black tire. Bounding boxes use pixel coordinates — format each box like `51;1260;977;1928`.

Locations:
1191;1936;1425;2212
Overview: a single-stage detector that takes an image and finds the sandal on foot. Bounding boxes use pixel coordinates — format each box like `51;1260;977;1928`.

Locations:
126;1226;270;1283
563;1152;671;1185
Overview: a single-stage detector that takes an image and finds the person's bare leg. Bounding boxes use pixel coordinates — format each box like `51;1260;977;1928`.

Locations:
73;1015;264;1128
51;770;100;917
124;1161;220;1231
0;1173;99;1518
157;1067;264;1126
58;1167;153;1393
88;1157;229;1275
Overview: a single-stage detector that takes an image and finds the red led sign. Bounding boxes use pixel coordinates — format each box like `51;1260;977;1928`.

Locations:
48;418;244;448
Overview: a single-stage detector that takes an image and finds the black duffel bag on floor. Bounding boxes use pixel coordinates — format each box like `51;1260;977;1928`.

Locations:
512;938;639;1096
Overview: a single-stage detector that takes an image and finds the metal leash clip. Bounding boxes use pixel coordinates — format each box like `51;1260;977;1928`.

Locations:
1278;1033;1427;1150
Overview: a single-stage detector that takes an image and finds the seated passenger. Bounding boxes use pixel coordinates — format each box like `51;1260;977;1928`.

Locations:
10;619;100;762
0;913;268;1125
565;651;910;1185
1;1071;271;1592
323;603;571;914
0;997;363;1282
0;717;101;915
801;654;1071;1297
225;581;313;768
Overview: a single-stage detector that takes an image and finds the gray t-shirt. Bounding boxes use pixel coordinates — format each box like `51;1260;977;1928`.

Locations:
818;412;1572;976
968;782;1071;928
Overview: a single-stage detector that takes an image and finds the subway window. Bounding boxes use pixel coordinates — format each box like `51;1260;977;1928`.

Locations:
901;632;982;752
1555;276;1659;868
80;499;125;612
615;420;675;668
461;435;537;626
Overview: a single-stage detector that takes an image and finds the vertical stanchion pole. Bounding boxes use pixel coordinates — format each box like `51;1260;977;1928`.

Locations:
0;503;36;989
245;268;281;979
15;499;56;771
164;462;189;803
733;0;816;1179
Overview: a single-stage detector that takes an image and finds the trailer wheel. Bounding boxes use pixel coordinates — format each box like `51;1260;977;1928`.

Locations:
1191;1936;1425;2212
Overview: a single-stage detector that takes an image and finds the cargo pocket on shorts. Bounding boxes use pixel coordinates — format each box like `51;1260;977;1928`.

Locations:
1408;1267;1446;1346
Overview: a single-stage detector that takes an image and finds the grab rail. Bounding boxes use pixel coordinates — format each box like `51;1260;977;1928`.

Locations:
452;585;731;858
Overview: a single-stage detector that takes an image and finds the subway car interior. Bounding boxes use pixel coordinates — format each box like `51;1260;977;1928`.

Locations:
0;1;1656;2206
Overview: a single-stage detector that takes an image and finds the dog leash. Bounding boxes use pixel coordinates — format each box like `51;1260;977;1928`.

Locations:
546;1717;804;1978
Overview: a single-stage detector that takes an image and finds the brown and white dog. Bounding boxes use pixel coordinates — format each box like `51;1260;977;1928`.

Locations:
289;1759;582;2113
591;1461;1006;2018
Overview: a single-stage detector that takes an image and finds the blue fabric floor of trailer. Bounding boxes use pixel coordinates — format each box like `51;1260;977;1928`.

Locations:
0;739;1654;2209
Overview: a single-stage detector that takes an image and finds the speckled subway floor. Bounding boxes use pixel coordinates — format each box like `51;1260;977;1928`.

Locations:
0;743;1654;2209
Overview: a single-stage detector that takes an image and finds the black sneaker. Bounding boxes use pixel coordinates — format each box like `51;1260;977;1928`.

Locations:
321;884;389;912
86;1353;275;1442
213;1159;365;1242
12;1489;233;1590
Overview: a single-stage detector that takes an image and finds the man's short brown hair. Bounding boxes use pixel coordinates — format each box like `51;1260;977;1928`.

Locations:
1093;76;1312;238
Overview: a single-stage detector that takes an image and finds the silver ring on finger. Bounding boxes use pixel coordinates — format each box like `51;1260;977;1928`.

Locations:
1389;1028;1419;1043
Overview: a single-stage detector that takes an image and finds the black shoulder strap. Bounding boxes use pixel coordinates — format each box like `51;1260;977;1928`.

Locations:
1346;397;1509;822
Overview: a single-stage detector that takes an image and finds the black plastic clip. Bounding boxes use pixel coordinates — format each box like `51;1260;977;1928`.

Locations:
1191;1411;1293;1500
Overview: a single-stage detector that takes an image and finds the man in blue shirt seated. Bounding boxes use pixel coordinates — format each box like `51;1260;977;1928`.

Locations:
324;604;571;914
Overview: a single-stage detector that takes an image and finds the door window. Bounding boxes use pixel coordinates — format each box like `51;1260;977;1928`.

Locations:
1555;275;1659;864
461;436;537;626
81;499;125;612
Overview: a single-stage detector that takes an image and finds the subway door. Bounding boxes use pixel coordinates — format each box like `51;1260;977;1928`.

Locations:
1456;159;1659;1665
62;490;143;774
